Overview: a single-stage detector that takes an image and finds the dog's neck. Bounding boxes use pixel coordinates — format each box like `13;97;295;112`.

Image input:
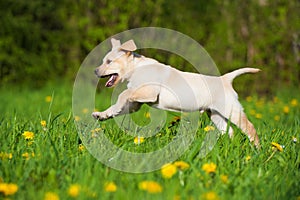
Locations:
132;55;158;67
121;54;159;82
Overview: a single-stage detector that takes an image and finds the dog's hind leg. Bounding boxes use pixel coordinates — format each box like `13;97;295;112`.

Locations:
230;111;259;148
212;99;260;147
210;111;234;137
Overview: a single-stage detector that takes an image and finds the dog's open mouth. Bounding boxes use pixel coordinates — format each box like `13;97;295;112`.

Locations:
102;73;118;87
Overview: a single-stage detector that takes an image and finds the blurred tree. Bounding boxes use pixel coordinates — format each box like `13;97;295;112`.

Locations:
0;0;299;94
0;0;71;86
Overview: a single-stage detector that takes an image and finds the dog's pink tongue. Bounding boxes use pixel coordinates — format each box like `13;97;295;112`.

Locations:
105;75;117;87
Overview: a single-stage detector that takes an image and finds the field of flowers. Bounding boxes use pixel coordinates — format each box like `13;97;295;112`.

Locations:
0;83;299;200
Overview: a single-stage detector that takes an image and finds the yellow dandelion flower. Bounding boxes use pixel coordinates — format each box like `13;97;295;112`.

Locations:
44;192;59;200
245;155;251;162
204;125;215;132
74;116;80;121
22;152;35;160
290;99;298;107
139;181;162;193
255;113;262;119
256;98;265;107
22;131;34;140
68;184;81;197
0;183;18;196
202;162;217;174
144;112;151;118
246;96;252;102
161;163;177;179
220;174;228;184
271;142;284;152
82;108;89;114
201;191;220;200
78;144;85;151
292;136;297;143
250;109;256;116
41;120;47;127
0;152;12;160
45;96;52;103
134;137;145;144
22;152;29;159
174;161;190;170
90;128;102;138
91;128;102;133
274;115;280;121
283;106;289;114
104;181;117;192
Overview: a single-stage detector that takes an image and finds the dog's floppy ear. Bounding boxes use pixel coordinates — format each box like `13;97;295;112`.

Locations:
111;38;121;49
120;40;137;52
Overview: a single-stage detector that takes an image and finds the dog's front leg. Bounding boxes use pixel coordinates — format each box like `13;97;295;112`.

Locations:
92;85;159;121
92;89;140;121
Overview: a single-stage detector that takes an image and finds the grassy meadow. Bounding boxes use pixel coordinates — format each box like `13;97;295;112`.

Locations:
0;82;299;200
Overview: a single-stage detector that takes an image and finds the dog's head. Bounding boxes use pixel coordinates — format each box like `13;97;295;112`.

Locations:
95;38;137;87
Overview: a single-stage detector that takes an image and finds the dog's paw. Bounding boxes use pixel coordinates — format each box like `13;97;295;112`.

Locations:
92;112;107;121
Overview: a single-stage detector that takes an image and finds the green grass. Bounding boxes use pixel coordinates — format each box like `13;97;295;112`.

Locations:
0;82;299;200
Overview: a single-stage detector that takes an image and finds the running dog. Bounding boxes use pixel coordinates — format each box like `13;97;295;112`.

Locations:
92;38;260;147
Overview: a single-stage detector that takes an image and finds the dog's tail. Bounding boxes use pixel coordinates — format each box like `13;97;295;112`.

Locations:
222;68;260;83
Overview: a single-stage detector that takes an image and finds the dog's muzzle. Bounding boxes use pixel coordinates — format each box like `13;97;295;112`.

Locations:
104;73;118;87
95;69;118;87
94;68;101;76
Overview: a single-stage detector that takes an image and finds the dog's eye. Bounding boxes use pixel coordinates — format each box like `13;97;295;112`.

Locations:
106;59;112;64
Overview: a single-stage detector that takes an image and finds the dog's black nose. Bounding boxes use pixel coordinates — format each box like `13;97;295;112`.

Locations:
94;69;98;75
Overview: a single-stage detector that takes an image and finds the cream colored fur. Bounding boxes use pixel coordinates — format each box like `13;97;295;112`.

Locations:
93;38;260;147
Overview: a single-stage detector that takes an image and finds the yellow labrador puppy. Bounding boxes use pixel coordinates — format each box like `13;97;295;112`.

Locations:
93;38;260;147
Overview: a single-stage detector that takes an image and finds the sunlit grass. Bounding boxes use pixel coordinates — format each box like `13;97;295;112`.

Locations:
0;83;299;199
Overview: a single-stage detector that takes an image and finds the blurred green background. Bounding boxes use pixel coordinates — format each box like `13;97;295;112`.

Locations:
0;0;299;95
